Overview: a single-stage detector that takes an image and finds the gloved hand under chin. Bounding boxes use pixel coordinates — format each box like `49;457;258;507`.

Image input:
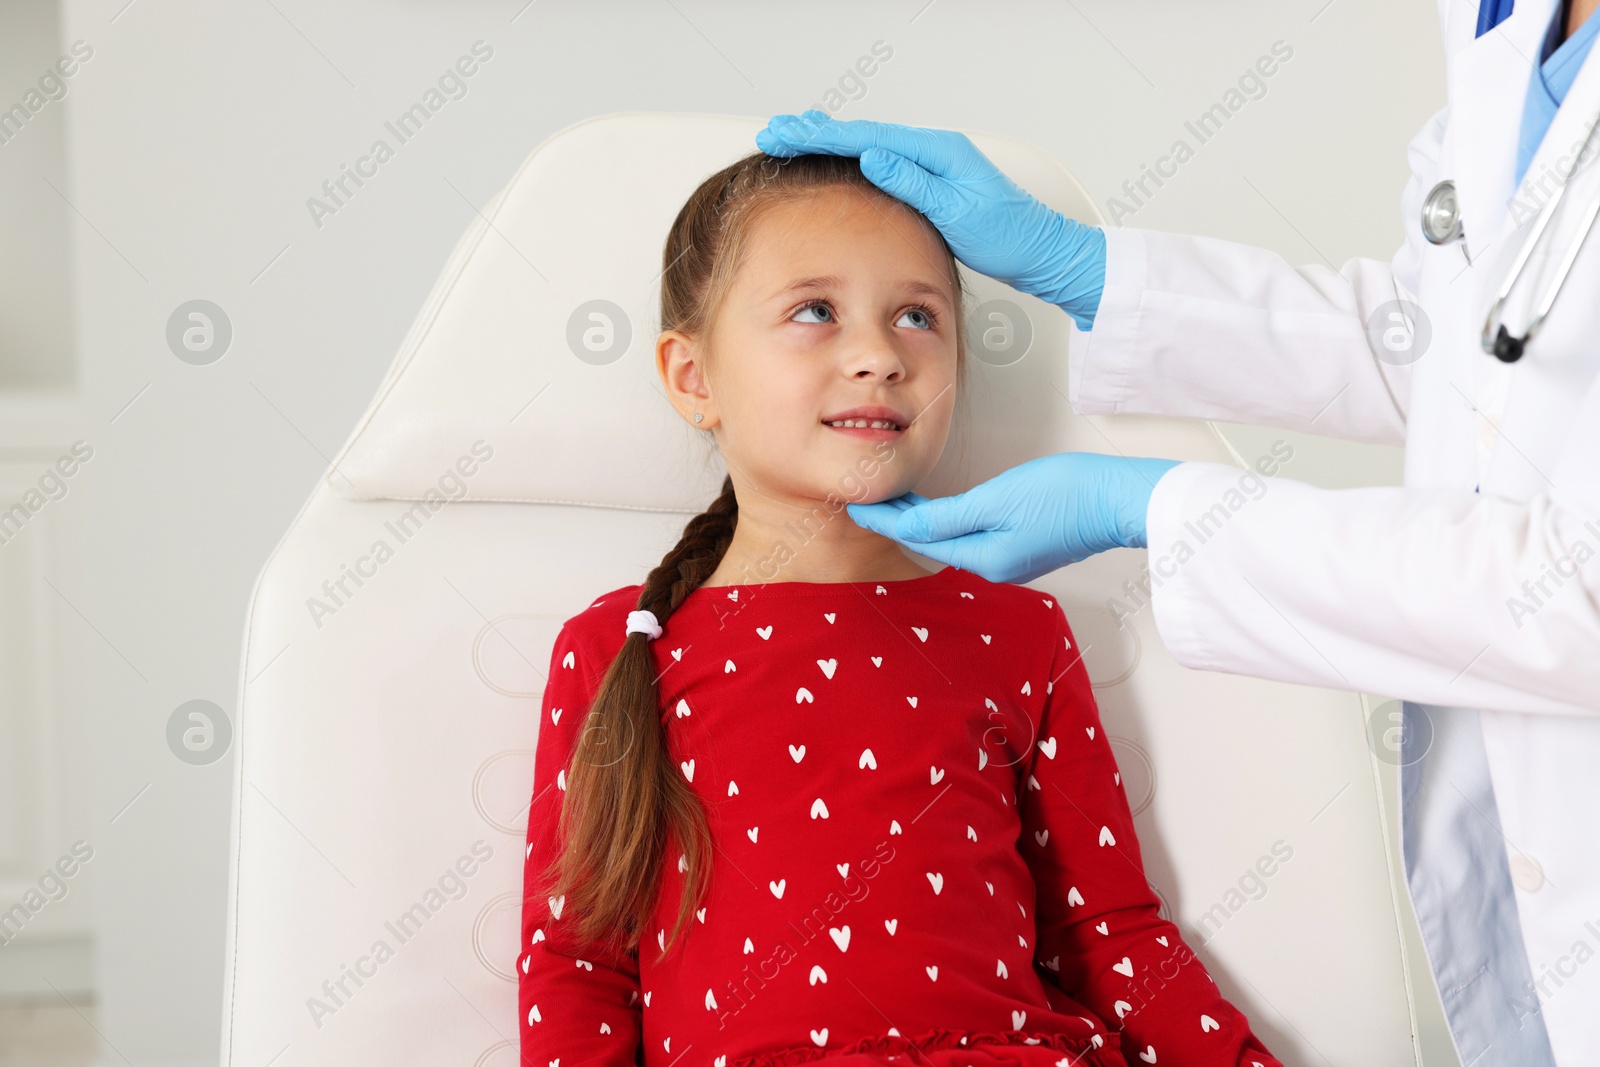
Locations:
756;110;1107;331
846;453;1182;584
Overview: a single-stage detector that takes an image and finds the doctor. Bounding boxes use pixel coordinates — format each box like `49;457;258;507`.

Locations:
758;1;1600;1064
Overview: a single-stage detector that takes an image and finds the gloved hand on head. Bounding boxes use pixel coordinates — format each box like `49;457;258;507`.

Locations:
757;110;1107;331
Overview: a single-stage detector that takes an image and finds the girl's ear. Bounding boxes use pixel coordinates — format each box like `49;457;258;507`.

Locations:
656;329;720;430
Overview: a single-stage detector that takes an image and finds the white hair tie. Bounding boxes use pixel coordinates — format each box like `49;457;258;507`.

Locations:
625;609;663;640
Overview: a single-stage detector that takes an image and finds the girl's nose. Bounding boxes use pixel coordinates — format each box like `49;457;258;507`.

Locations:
845;325;907;382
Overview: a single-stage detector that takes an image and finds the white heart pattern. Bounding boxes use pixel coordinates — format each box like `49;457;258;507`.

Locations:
912;626;929;641
859;748;877;770
796;687;814;703
926;871;944;894
1113;956;1134;977
789;744;806;762
817;658;837;679
769;879;786;898
810;797;829;818
1200;1014;1219;1033
757;625;772;640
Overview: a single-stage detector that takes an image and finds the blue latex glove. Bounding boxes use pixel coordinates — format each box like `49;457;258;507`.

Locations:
847;453;1182;584
756;110;1107;331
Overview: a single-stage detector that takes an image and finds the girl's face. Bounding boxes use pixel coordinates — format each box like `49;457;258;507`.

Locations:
658;185;960;507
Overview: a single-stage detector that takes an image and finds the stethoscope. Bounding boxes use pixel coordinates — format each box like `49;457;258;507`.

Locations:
1420;113;1600;363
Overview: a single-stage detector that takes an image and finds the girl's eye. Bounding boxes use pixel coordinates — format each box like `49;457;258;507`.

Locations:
792;301;939;329
792;301;834;324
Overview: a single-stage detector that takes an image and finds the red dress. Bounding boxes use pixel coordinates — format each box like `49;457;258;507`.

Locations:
519;565;1282;1067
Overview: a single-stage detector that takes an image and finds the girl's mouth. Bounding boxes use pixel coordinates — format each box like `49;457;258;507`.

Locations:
822;417;904;439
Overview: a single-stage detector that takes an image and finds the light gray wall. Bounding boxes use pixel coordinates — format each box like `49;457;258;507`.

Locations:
36;0;1449;1063
0;0;76;388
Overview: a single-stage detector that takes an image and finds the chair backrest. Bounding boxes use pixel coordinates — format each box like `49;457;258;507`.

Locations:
220;112;1418;1067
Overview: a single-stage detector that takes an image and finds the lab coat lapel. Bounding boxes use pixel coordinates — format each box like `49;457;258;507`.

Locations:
1449;0;1557;266
1507;9;1600;230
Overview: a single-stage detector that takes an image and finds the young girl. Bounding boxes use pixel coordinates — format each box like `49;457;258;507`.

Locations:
519;151;1282;1067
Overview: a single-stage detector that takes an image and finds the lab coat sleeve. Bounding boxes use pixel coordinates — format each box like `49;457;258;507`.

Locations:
519;620;642;1063
1022;602;1284;1066
1068;106;1449;447
1143;455;1600;715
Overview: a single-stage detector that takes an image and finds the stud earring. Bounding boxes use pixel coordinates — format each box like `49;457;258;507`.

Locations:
693;412;703;423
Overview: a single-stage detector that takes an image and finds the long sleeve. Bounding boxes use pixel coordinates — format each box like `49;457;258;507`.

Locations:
1020;602;1281;1067
1065;85;1600;715
519;619;642;1064
1143;460;1600;715
1066;105;1448;447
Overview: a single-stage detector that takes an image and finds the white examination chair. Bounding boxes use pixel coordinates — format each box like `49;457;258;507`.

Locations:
221;113;1420;1066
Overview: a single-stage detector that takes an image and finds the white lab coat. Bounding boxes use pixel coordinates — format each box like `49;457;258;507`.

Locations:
1067;0;1600;1063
